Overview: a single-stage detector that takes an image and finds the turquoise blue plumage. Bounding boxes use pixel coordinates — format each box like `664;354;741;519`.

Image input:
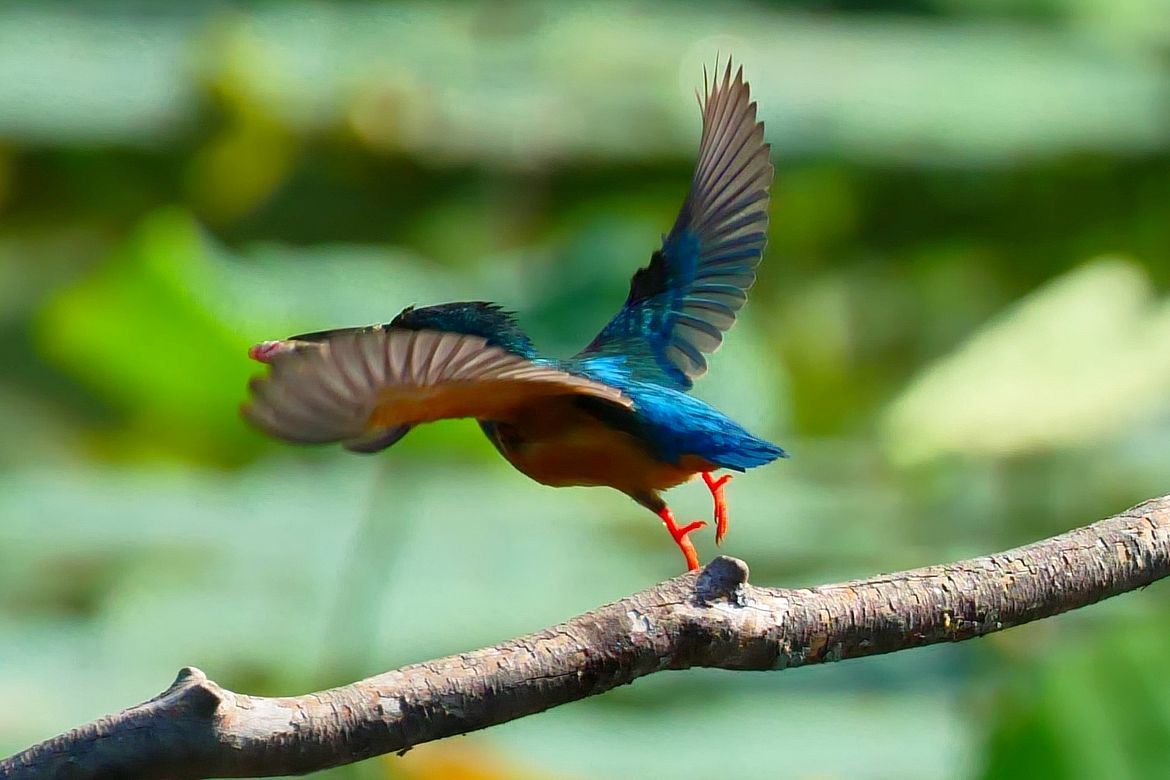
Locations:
243;61;785;571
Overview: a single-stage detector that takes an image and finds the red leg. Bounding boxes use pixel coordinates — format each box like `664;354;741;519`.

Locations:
702;471;733;545
656;506;706;571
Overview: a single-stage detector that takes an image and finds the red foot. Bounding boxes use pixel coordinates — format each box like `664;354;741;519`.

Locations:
657;507;706;571
702;471;733;545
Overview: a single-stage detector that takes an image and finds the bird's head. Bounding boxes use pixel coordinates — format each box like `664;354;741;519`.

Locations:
390;302;537;359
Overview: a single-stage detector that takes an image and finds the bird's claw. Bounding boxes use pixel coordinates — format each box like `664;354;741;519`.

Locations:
674;519;707;538
658;508;706;571
702;472;733;545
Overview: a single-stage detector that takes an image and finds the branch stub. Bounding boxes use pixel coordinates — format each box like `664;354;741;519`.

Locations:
695;556;750;606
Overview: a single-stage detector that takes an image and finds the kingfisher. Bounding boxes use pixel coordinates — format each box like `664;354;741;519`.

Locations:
242;61;786;571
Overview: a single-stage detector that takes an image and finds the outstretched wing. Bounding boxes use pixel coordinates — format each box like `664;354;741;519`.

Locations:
243;328;631;453
576;60;773;390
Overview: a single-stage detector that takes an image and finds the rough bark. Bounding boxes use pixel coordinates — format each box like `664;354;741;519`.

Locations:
4;495;1169;779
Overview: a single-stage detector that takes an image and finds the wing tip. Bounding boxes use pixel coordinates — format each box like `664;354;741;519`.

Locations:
701;56;754;106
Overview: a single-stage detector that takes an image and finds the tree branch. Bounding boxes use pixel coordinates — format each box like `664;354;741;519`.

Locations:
5;495;1170;779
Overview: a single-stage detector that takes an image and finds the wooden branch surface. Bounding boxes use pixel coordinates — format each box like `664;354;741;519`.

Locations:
4;495;1169;779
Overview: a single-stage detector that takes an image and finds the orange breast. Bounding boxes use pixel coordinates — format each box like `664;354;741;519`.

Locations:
493;398;705;497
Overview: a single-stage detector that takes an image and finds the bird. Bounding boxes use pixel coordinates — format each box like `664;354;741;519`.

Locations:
242;60;786;571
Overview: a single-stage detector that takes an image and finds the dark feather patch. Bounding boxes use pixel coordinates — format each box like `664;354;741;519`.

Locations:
627;250;671;306
571;394;647;440
390;301;537;358
343;424;413;453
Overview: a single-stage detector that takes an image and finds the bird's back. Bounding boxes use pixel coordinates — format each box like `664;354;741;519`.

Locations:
568;357;786;472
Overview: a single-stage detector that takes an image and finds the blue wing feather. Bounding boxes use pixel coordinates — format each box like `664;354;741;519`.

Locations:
574;60;773;391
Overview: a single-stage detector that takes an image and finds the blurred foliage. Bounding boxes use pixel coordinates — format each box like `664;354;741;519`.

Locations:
1;1;1170;778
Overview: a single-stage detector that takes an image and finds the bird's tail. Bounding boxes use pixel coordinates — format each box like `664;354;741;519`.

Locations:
712;436;788;472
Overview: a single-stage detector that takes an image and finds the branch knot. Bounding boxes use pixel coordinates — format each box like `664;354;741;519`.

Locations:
163;666;223;718
695;556;750;607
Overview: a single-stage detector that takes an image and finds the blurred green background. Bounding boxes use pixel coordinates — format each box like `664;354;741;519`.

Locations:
2;0;1170;778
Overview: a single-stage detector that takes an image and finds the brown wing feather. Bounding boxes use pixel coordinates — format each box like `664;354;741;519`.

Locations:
242;329;632;448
